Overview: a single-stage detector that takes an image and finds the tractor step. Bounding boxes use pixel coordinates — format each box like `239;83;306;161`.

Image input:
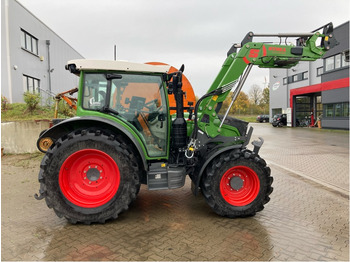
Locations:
147;163;186;190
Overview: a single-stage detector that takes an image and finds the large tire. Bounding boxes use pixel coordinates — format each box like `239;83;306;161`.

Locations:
201;149;273;218
37;128;140;224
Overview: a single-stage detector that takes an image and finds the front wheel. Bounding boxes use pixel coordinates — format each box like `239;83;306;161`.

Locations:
201;149;273;218
37;129;140;224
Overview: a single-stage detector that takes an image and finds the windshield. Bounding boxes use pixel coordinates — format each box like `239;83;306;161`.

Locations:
82;73;168;157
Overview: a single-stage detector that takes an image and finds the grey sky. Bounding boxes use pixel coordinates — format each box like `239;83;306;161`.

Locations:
18;0;349;96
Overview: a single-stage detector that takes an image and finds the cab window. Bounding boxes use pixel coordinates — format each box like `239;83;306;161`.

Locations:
83;73;168;157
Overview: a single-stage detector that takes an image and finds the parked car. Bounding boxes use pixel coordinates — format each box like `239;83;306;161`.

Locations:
256;115;269;123
272;114;287;127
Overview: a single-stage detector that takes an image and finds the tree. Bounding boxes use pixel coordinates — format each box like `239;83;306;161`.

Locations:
248;84;262;105
259;87;270;114
220;91;249;115
260;87;270;106
232;91;249;114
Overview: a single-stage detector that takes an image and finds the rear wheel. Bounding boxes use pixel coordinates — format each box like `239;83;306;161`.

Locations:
59;149;121;208
201;149;273;218
38;129;140;224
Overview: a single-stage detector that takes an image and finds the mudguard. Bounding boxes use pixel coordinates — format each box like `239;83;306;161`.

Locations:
191;126;255;196
192;144;244;196
36;116;147;170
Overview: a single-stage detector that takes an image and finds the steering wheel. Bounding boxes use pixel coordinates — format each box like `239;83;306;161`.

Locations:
144;99;158;110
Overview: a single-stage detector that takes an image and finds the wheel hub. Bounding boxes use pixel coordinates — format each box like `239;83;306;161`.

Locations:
230;176;244;191
86;167;101;181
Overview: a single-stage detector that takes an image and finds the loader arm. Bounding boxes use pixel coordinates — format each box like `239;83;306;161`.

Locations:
194;22;337;140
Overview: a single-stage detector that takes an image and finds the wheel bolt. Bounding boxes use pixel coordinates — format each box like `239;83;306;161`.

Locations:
89;181;91;184
100;176;103;179
84;177;87;180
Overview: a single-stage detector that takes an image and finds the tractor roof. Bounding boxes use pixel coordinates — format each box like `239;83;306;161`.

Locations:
66;59;171;74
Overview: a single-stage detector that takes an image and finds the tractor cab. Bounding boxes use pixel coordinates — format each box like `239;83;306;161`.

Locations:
81;71;168;157
67;60;171;158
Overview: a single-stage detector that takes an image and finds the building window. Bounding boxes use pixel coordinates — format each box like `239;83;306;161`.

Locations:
316;96;323;116
343;50;349;67
284;71;309;84
324;104;334;117
324;102;349;118
343;102;349;117
317;67;323;76
335;54;342;69
334;103;342;117
20;29;38;55
302;71;308;80
23;75;40;93
324;52;349;73
325;56;334;71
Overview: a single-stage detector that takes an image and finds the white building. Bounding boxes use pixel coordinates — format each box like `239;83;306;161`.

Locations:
1;0;84;104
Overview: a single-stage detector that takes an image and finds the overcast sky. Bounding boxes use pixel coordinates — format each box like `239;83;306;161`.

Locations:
17;0;349;96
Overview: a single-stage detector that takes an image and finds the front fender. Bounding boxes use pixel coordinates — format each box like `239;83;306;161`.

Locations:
191;125;254;195
192;144;244;196
37;116;147;170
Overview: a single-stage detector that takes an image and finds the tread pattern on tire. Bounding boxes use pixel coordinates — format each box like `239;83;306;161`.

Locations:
201;148;273;218
37;128;141;224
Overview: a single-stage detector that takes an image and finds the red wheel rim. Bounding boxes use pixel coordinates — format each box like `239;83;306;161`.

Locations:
220;166;260;206
59;149;120;208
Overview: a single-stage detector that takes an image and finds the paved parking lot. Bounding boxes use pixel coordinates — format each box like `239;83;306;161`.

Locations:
1;123;349;261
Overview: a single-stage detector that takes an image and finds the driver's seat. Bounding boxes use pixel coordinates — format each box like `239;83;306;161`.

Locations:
123;96;146;132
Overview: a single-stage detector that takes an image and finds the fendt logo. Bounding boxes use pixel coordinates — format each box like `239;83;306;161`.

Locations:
268;47;286;53
249;49;260;58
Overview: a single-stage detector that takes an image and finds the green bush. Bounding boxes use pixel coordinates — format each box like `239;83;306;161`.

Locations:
57;100;75;117
23;92;41;113
1;96;9;111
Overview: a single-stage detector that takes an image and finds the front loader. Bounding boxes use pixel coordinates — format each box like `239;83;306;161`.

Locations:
35;23;337;224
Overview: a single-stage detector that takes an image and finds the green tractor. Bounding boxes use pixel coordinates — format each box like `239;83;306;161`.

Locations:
35;23;337;224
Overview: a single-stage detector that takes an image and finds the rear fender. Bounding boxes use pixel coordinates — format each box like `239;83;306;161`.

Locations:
37;116;147;170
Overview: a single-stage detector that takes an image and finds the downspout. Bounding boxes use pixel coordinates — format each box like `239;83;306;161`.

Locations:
286;68;294;126
46;40;52;97
5;0;13;102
